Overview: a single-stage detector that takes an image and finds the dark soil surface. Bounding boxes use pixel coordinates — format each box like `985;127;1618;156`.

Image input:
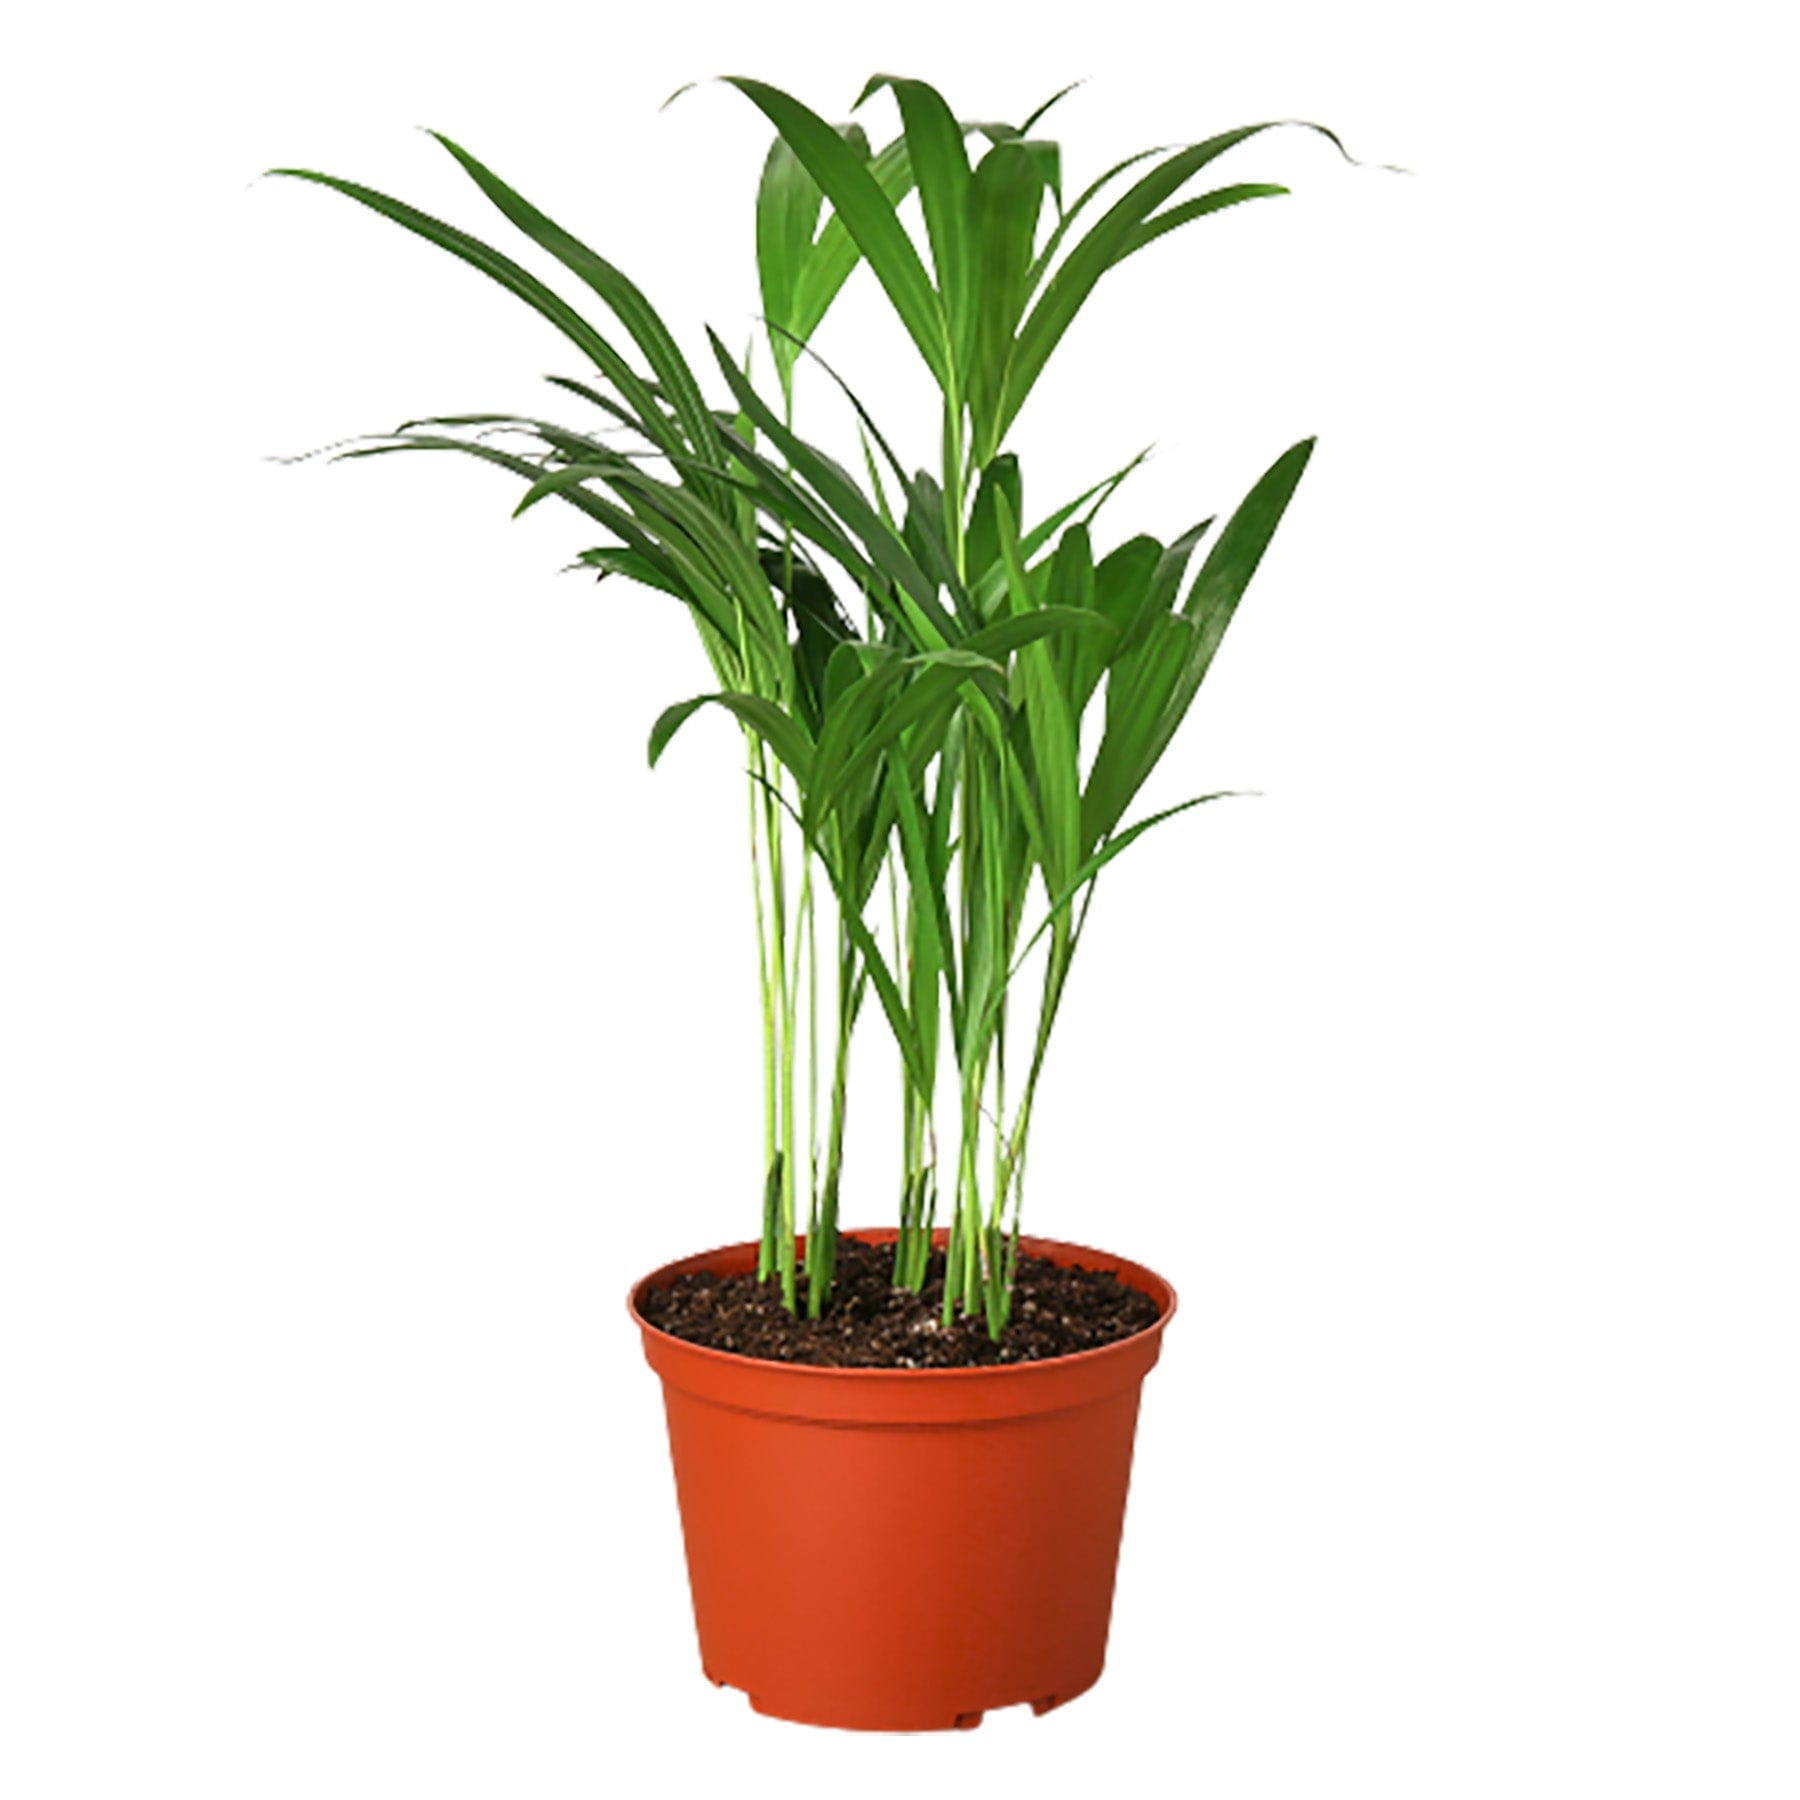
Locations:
636;1235;1161;1368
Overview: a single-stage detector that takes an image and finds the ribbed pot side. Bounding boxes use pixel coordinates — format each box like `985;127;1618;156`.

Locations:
629;1228;1176;1732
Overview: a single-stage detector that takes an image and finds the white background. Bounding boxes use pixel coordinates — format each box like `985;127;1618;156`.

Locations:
3;2;1795;1794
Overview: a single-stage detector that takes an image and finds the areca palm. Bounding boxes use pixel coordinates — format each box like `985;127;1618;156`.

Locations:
271;75;1361;1334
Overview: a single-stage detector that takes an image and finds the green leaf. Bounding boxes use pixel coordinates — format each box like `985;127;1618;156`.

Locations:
964;454;1022;602
995;792;1239;1023
1016;138;1063;208
819;650;1005;818
763;318;914;497
967;448;1150;617
757;120;873;395
543;374;673;447
809;653;909;825
1025;145;1168;290
1138;518;1216;646
822;638;883;716
820;860;929;1094
1085;614;1197;853
425;134;726;500
607;465;785;646
1084;437;1315;851
959;604;1113;664
711;425;887;594
776;556;857;735
997;493;1080;905
1182;437;1315;639
267;168;680;463
517;461;783;666
1001;127;1333;444
722;77;949;386
886;748;960;1031
901;468;962;601
1123;436;1317;784
757;133;825;387
648;691;814;785
1043;523;1104;708
341;433;684;589
573;546;685;597
1019;79;1084;136
1121;181;1289;264
1091;534;1165;641
372;410;627;482
855;420;897;529
788;135;916;357
965;140;1048;464
860;76;975;374
707;330;957;649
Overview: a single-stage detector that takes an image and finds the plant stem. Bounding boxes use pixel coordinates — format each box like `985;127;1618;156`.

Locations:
804;846;820;1252
763;766;798;1311
942;383;968;582
807;929;855;1318
748;740;778;1282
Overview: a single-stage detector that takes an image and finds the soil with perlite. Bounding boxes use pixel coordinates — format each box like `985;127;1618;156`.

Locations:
637;1235;1160;1368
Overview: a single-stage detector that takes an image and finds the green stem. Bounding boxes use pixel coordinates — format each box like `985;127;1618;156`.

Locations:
807;932;855;1319
942;384;968;583
776;840;812;1313
943;1059;989;1326
748;742;778;1281
764;771;797;1311
991;990;1007;1228
992;877;1100;1242
804;848;820;1250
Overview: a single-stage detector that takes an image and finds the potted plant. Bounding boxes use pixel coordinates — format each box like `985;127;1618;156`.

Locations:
271;74;1372;1730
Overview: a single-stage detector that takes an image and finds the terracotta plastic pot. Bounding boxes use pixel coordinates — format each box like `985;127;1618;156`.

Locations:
629;1227;1176;1731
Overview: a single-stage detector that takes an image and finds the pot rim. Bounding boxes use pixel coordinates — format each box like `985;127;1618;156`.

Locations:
627;1225;1177;1381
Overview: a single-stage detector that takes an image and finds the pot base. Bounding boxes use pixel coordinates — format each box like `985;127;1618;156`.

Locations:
703;1667;1101;1732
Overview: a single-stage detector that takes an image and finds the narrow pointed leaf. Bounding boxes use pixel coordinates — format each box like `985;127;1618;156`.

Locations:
966;140;1048;463
860;75;976;374
426;133;726;498
788;135;916;352
1121;436;1318;784
1182;437;1315;637
1020;79;1084;136
1086;613;1197;852
648;692;814;784
1121;182;1289;264
996;792;1239;1020
1002;126;1344;444
758;120;875;392
267;168;680;461
964;454;1022;601
1025;145;1168;290
573;546;685;596
544;374;673;446
708;330;956;648
997;493;1080;901
967;448;1150;616
959;604;1113;663
722;77;949;385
